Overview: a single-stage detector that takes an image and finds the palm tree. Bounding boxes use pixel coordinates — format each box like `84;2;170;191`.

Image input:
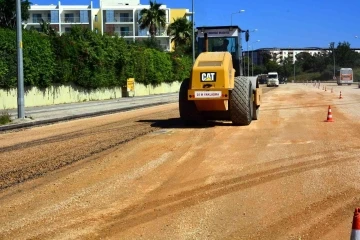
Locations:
166;16;192;49
138;0;166;38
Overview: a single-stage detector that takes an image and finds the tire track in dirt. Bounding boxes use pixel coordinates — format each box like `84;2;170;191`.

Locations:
227;188;359;239
0;110;180;191
86;148;360;238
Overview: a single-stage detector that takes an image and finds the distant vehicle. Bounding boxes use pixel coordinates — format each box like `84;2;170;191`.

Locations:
267;72;279;87
337;68;353;86
257;74;268;84
279;76;287;84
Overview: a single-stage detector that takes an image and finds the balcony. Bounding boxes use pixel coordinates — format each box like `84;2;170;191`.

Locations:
30;17;51;23
61;17;88;24
115;16;133;23
106;16;134;23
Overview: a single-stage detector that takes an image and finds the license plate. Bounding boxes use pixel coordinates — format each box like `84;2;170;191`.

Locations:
194;91;222;98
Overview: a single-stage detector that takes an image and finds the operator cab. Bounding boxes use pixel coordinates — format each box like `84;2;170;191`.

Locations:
196;26;244;76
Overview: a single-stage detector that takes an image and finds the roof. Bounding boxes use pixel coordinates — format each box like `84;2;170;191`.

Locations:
196;25;243;32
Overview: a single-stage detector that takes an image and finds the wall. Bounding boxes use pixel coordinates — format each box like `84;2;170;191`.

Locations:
169;9;188;51
0;81;181;109
133;81;181;96
92;9;102;33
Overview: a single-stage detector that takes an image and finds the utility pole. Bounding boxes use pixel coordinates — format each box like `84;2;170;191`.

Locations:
251;40;260;76
333;46;335;79
16;0;25;119
293;60;296;82
192;0;195;64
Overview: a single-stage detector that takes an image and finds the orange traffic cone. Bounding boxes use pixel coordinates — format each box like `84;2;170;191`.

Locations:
325;105;334;122
350;208;360;240
339;91;343;99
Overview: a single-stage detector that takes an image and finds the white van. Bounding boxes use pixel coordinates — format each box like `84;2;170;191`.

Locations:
267;72;279;87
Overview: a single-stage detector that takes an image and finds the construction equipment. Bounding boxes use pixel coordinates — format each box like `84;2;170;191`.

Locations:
179;25;262;126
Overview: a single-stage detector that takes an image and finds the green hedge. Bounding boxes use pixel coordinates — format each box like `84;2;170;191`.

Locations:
0;28;55;89
0;26;192;89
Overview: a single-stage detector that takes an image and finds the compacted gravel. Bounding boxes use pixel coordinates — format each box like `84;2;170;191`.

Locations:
0;83;360;240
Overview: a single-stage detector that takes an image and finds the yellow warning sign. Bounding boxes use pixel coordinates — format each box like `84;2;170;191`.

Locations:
127;78;134;91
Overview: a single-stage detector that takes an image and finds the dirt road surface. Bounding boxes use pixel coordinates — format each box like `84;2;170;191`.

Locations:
1;83;360;240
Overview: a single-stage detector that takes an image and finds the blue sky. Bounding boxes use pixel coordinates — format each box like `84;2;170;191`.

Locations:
31;0;360;49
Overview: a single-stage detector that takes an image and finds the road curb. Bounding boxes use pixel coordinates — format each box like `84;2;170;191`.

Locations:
0;101;177;132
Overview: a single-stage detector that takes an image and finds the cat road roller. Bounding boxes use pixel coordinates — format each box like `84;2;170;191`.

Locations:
179;25;262;126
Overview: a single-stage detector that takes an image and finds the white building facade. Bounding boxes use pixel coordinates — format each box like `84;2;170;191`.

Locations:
245;47;360;65
24;0;191;52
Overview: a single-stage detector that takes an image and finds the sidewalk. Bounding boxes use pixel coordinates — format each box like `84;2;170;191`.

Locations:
0;93;179;131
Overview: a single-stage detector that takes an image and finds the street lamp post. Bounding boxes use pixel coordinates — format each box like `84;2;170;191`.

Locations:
251;40;260;76
16;0;24;119
231;10;245;25
192;0;195;64
329;42;336;79
293;60;296;82
247;29;257;76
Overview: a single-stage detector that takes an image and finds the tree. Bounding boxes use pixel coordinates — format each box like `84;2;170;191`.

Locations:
133;38;163;52
0;0;31;29
295;52;315;72
138;0;166;38
278;56;293;78
39;19;57;36
335;41;359;68
166;16;192;50
265;60;279;73
260;51;272;65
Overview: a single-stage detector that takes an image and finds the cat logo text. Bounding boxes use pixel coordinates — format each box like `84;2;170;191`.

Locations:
200;72;216;82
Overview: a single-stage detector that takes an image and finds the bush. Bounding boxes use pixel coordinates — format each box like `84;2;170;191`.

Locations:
0;110;11;125
170;53;192;82
0;28;55;89
0;27;194;90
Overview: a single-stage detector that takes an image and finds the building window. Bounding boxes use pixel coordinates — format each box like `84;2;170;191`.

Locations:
95;15;98;22
65;13;74;23
119;13;130;22
33;14;42;23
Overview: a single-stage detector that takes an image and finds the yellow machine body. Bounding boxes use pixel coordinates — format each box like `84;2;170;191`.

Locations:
188;51;235;111
179;25;262;126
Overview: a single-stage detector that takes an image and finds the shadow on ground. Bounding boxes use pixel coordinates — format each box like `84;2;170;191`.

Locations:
137;118;234;129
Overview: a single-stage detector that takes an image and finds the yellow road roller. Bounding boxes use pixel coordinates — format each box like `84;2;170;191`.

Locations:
179;25;262;125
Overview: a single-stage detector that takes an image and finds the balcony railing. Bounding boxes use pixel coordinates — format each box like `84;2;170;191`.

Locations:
137;32;168;37
114;31;133;36
106;16;134;23
61;17;89;23
30;17;51;23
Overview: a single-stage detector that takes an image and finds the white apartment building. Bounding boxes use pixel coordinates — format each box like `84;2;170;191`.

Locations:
24;0;191;51
245;47;360;65
23;1;94;34
99;0;172;50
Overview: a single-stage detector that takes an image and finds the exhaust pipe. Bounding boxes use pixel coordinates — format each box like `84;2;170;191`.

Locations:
204;33;208;52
